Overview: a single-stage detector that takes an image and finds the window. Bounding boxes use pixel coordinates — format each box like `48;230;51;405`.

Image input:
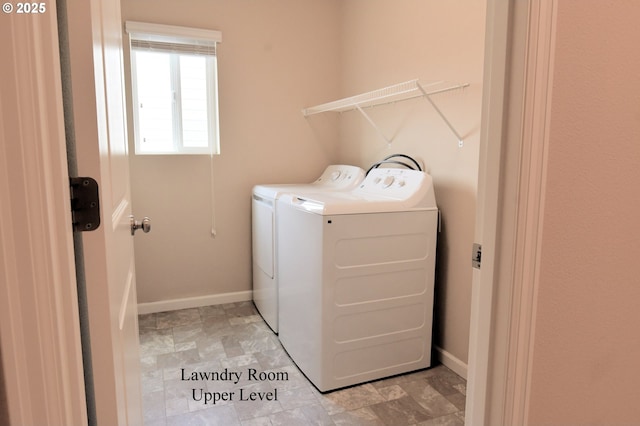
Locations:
126;22;222;155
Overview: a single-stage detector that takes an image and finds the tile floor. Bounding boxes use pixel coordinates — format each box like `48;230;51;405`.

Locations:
139;302;466;426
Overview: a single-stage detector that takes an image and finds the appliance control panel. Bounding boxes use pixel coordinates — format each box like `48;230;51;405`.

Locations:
357;168;426;199
314;165;365;188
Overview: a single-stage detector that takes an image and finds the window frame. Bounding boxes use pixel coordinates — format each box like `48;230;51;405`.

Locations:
125;21;222;156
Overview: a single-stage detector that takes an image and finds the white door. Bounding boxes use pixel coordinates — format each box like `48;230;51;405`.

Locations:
62;0;142;424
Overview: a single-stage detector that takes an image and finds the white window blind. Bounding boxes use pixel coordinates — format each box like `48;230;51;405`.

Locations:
126;21;222;155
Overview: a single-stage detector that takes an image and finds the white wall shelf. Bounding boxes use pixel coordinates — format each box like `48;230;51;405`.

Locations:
302;79;469;146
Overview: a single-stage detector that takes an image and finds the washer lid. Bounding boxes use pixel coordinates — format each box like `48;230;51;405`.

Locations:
280;169;437;215
252;164;365;200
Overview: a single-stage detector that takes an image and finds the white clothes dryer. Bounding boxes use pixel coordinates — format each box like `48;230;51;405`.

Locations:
252;165;365;333
276;168;438;392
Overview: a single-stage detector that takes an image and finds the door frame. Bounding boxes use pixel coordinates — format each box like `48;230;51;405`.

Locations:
466;1;557;424
61;0;143;422
0;7;88;426
0;0;553;424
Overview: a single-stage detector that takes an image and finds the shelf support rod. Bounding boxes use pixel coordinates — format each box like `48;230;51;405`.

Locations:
417;83;465;147
354;104;392;145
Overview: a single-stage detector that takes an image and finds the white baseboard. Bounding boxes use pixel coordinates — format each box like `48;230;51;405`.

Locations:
435;345;468;379
138;290;253;315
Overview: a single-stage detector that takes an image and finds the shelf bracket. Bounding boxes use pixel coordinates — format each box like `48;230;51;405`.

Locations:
416;83;465;147
354;104;392;145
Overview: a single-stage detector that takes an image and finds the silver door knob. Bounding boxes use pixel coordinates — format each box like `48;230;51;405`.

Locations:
130;216;151;235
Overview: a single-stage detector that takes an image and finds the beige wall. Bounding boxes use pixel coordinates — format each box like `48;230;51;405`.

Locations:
336;0;486;365
122;0;342;302
528;1;640;423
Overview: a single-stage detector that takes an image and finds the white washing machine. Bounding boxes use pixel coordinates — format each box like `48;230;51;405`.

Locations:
276;168;438;392
252;165;365;333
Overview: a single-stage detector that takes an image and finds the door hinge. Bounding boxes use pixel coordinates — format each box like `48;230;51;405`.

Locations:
70;177;100;232
472;243;482;269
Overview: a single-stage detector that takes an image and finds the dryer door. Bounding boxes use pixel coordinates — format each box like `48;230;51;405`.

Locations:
252;194;278;331
252;195;275;278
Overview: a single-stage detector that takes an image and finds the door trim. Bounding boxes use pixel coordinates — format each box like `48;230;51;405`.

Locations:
502;1;557;423
0;9;87;426
466;0;557;424
465;0;514;421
